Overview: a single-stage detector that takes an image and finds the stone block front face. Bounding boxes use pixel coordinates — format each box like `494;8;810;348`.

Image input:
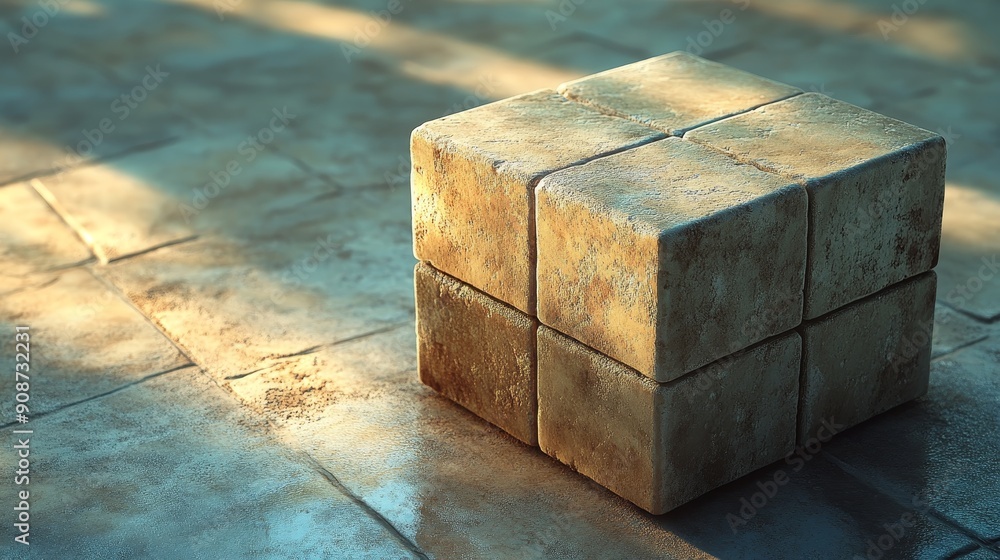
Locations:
798;271;937;444
411;89;664;314
536;137;806;382
537;326;800;514
686;93;946;319
558;51;801;135
415;263;538;446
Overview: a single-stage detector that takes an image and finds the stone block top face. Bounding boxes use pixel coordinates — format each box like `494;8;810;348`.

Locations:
411;89;666;187
684;92;944;181
411;89;664;314
537;137;801;233
687;92;946;318
557;51;802;136
536;137;806;381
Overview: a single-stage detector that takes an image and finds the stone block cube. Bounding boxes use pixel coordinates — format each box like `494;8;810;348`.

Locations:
415;263;538;445
410;52;947;515
537;326;800;514
536;136;806;382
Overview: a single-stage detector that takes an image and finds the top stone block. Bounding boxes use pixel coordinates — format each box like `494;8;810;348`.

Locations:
536;137;806;382
686;93;946;319
411;89;664;314
558;52;801;136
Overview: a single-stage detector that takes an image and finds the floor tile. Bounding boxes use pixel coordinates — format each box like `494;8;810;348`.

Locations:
0;366;422;559
0;268;190;417
0;184;92;276
823;337;1000;538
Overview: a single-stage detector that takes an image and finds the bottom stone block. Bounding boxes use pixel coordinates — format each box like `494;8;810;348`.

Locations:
415;263;538;446
537;326;800;514
798;271;936;444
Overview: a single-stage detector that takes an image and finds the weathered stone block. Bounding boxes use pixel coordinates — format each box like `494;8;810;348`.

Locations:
686;93;945;319
536;136;806;382
415;263;538;445
537;326;800;514
558;51;801;135
411;89;664;314
798;271;936;444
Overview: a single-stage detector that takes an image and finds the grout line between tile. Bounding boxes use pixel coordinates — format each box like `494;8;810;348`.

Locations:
28;177;102;263
222;322;411;381
822;451;998;552
306;454;430;560
0;136;180;189
105;235;201;265
937;299;1000;325
937;542;982;559
932;335;991;362
0;363;194;430
87;268;199;366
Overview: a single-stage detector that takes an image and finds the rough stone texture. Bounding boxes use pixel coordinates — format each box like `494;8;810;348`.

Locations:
799;272;937;444
537;326;800;515
558;51;801;135
536;137;805;382
686;93;946;320
415;263;537;446
411;89;664;314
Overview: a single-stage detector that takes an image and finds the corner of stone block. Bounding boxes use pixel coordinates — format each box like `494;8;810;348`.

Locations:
666;50;706;64
646;476;680;516
918;132;949;163
410;121;432;145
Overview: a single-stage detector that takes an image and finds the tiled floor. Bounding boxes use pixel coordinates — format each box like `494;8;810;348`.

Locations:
0;0;997;558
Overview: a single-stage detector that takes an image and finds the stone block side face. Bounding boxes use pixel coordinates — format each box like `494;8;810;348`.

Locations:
415;263;538;446
412;132;532;312
798;271;937;444
536;137;805;382
538;327;799;515
686;93;946;319
804;138;945;319
656;332;800;513
557;51;801;135
411;89;665;314
537;326;659;513
536;179;661;376
655;177;806;380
